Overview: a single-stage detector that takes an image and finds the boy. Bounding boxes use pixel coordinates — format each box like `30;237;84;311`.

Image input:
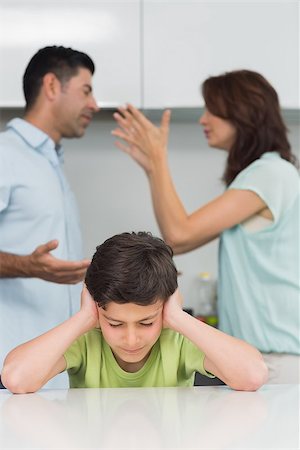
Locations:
1;232;268;392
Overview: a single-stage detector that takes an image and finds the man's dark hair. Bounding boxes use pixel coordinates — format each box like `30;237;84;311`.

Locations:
23;45;95;111
85;232;178;308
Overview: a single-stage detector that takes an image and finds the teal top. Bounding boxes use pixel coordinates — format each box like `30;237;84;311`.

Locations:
218;152;300;354
64;328;214;388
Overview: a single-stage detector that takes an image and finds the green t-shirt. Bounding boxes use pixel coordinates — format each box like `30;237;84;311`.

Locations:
64;328;213;388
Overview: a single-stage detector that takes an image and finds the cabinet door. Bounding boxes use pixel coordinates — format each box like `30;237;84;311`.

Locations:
0;0;141;107
143;1;299;109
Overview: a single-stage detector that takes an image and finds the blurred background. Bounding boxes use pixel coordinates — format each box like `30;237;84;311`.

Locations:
0;0;299;313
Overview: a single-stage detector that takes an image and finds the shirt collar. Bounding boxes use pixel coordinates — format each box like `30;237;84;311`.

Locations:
7;118;64;165
261;151;280;160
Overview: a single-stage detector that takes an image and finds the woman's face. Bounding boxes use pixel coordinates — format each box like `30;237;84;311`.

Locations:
199;109;236;151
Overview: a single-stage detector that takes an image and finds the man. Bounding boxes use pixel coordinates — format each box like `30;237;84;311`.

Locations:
0;46;99;388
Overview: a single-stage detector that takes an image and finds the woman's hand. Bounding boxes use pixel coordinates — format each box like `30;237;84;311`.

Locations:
163;288;184;330
112;104;171;175
80;284;100;330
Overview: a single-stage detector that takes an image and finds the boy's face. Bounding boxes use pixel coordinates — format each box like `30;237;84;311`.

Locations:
97;300;164;372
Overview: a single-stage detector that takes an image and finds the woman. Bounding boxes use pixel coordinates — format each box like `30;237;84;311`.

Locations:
112;70;299;384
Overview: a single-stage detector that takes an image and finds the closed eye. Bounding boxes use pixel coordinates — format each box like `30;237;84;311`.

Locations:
108;322;154;327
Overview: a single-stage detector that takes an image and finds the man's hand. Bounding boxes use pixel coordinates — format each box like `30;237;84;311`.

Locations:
27;240;90;284
162;288;184;330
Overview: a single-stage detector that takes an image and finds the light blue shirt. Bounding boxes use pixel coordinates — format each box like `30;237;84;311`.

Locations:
0;119;83;387
218;152;300;354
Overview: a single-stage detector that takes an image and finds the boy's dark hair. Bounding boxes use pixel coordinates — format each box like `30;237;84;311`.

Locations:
85;232;178;308
23;45;95;111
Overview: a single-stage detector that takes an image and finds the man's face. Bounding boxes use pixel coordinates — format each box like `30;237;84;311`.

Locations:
98;300;164;372
53;67;99;139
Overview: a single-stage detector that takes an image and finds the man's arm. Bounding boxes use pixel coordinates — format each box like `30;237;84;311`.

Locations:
0;240;90;284
163;290;268;391
1;286;98;393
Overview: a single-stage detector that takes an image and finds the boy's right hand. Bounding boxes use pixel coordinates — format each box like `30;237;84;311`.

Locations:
80;285;100;330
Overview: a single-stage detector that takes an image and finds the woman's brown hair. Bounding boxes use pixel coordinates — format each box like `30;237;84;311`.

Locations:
202;70;297;186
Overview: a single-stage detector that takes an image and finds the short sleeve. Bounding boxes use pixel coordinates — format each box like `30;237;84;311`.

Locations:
181;337;215;379
228;157;299;223
64;337;84;374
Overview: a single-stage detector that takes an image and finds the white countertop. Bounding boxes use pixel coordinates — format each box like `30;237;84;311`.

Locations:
0;385;299;449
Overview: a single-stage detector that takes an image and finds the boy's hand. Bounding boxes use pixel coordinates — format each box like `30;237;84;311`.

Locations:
162;288;184;330
80;285;100;330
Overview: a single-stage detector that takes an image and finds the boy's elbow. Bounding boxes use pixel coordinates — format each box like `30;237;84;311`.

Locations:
231;360;269;392
1;366;39;394
251;361;269;390
1;369;21;393
248;357;269;391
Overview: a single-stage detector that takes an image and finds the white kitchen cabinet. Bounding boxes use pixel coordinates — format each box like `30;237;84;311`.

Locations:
143;1;299;109
0;0;141;107
0;1;298;109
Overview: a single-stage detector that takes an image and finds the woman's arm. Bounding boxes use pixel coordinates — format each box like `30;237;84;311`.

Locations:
163;290;268;391
112;105;268;253
1;286;98;393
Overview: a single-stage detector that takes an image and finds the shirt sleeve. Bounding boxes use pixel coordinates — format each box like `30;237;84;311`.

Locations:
228;158;298;223
64;337;84;374
181;337;215;379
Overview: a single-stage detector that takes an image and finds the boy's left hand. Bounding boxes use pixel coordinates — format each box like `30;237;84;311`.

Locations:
80;284;100;330
162;288;183;329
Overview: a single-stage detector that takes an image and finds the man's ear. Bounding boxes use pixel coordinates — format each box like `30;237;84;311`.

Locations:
42;73;61;101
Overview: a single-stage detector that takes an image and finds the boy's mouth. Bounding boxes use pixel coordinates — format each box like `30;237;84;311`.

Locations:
121;347;144;354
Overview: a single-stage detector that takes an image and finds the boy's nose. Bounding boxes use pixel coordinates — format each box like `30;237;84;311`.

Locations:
124;329;140;349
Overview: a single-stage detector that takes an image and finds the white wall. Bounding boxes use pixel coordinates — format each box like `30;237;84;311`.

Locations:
0;109;299;312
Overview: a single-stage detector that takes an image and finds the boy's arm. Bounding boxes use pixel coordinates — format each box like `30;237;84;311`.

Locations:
163;290;268;391
1;286;98;393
